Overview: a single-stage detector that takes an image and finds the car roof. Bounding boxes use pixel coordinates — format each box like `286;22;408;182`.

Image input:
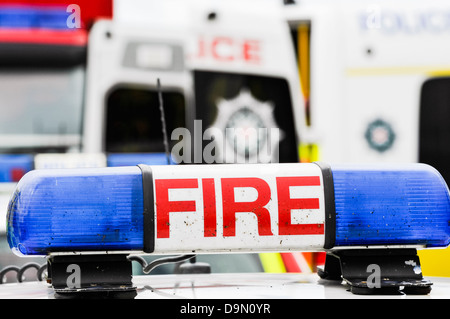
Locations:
1;273;450;299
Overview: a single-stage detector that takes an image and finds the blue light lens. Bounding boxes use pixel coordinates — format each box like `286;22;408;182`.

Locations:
0;6;71;29
7;167;144;255
332;163;450;247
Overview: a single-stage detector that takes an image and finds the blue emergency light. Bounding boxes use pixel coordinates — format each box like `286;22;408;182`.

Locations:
6;162;450;256
7;166;144;255
0;154;33;182
0;6;72;30
332;164;450;247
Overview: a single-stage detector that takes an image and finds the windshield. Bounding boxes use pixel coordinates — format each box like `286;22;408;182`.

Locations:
0;66;84;153
106;86;186;153
194;71;299;163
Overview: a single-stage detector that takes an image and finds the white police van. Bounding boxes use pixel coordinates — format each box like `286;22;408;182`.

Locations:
82;0;304;165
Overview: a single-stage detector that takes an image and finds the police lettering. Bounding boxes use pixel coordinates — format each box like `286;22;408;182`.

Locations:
196;36;260;63
154;176;323;238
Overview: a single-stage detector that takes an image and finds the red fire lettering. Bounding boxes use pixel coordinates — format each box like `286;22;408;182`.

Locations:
202;178;217;237
155;179;198;238
221;178;273;237
276;176;323;235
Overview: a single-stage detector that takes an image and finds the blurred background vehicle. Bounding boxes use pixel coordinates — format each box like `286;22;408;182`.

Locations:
0;0;112;279
1;0;450;283
0;0;314;282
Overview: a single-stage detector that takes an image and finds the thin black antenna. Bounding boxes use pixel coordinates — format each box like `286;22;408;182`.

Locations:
157;78;171;165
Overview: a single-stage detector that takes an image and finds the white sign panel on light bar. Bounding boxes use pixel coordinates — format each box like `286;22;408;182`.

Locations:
150;163;326;254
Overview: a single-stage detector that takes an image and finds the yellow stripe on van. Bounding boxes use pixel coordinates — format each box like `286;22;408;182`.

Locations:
299;143;320;163
259;253;286;273
346;66;450;77
297;24;310;100
418;247;450;277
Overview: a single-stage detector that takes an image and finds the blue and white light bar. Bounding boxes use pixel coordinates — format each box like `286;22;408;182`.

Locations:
6;162;450;256
0;6;72;30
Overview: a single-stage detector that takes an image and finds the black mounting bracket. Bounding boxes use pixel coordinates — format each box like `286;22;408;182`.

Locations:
173;256;211;274
318;248;432;295
47;254;136;299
